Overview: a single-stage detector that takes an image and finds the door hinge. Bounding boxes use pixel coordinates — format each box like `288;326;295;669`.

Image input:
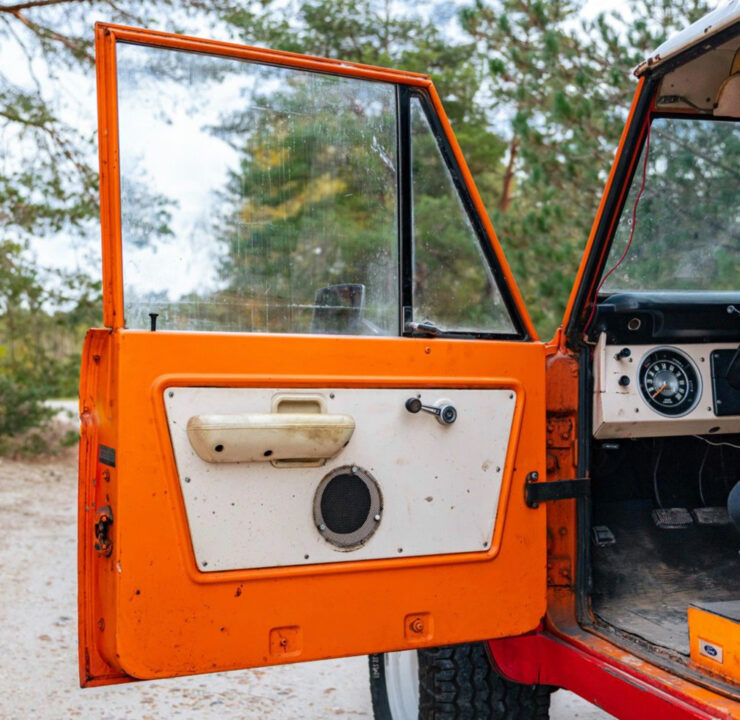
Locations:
525;475;590;509
94;505;113;557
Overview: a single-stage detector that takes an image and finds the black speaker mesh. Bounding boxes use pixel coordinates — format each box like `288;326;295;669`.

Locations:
320;473;371;535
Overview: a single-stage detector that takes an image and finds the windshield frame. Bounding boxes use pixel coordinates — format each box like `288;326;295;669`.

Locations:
563;21;740;345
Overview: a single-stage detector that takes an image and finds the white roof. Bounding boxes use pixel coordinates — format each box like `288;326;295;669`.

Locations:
635;0;740;76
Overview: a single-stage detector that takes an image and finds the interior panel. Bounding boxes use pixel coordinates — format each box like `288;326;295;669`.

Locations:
165;386;516;571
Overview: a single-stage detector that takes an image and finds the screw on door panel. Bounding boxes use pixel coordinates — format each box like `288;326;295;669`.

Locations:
404;612;433;642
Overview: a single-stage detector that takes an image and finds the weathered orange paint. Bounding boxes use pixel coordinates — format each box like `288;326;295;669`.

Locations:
689;604;740;684
82;26;549;684
78;332;547;684
543;351;579;602
78;328;128;686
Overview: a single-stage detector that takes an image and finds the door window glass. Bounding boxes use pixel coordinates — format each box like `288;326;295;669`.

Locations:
117;44;399;334
410;97;515;334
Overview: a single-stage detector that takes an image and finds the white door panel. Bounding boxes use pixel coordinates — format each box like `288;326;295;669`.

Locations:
164;387;517;572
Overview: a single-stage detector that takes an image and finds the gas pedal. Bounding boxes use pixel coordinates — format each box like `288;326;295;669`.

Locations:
592;525;616;547
692;507;730;526
652;507;693;529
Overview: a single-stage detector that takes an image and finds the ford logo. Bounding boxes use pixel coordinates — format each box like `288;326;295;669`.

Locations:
703;644;717;657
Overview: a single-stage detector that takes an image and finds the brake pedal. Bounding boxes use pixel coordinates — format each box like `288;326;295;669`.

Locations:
652;508;693;529
692;507;730;525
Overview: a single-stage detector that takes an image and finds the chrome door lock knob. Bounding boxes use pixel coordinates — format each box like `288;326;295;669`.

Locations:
405;397;457;425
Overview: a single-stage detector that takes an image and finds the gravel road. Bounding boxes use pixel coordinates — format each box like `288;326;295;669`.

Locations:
0;434;612;719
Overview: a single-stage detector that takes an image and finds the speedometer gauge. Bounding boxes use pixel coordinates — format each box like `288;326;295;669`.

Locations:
638;347;701;417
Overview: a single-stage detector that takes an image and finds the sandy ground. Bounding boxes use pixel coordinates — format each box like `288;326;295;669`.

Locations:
0;420;613;719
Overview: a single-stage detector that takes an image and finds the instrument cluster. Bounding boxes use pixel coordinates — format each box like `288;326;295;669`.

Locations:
593;338;740;439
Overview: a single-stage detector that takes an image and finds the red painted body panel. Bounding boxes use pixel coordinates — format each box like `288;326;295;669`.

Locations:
489;633;740;719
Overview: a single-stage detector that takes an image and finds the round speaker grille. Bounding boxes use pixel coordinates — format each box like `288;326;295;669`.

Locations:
314;466;381;549
320;473;371;534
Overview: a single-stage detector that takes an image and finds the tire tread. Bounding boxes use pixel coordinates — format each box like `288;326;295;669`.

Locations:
418;643;550;720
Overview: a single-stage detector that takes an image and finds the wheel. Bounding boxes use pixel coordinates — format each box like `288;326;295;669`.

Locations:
369;643;551;719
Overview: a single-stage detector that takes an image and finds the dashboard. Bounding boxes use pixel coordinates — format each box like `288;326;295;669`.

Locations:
593;337;740;439
591;292;740;439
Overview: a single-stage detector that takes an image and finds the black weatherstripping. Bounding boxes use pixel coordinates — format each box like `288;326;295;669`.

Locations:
396;85;413;334
576;345;593;622
639;22;740;81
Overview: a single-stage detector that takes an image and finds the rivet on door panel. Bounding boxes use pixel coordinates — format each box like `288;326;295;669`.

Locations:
268;626;302;659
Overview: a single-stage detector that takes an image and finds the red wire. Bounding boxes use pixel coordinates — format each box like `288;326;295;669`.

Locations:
583;120;652;336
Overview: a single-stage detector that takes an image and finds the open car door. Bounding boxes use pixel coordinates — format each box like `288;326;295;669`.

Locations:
78;24;547;687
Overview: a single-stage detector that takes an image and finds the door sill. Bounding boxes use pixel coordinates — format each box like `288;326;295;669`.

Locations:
580;615;739;701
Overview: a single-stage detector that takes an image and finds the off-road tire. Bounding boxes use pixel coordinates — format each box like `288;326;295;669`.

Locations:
369;642;552;719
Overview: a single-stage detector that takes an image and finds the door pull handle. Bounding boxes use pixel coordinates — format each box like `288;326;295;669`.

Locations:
186;412;355;464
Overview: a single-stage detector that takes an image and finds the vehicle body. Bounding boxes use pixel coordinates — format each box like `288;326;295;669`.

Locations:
78;5;740;718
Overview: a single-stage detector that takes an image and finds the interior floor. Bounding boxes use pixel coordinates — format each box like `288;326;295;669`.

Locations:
591;499;740;655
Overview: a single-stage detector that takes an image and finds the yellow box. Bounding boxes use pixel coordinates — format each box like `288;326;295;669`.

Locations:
688;601;740;683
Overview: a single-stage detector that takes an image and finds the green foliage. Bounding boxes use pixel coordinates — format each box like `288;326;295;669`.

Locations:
212;68;398;333
460;0;713;335
219;0;715;338
221;0;508;195
0;0;238;452
191;11;514;335
0;0;244;241
0;239;101;450
410;101;513;333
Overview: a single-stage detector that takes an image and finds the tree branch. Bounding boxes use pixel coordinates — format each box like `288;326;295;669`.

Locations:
6;7;94;63
0;0;87;12
499;135;519;212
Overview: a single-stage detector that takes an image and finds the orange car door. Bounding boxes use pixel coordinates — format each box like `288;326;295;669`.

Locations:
78;23;547;687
